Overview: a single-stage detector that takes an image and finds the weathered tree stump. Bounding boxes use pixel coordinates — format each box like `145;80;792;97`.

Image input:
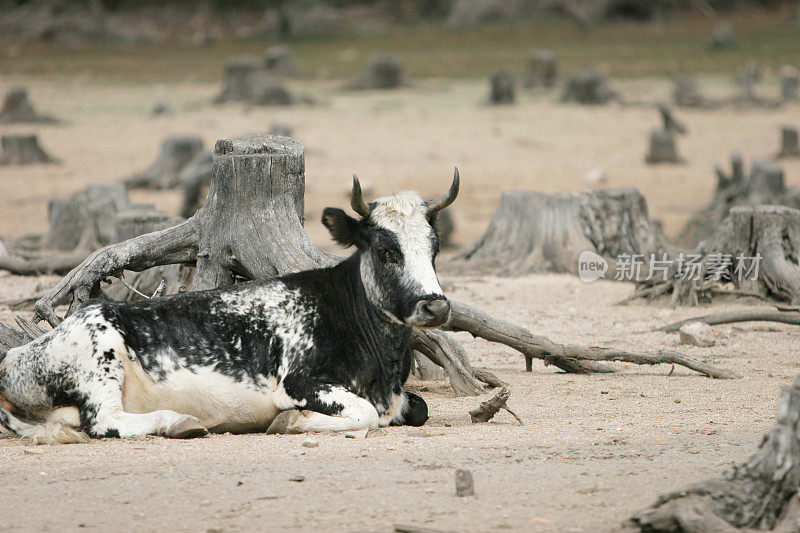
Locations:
658;104;686;135
178;152;213;219
0;134;57;166
560;68;614;105
677;155;800;248
264;45;301;77
488;71;515;104
705;21;735;50
125;136;205;189
270;123;292;137
213;56;264;104
633;205;800;306
44;182;129;251
347;55;404;90
523;49;558;89
629;373;800;532
777;126;800;159
252;83;293;106
781;65;800;102
450;187;674;277
20;136;734;390
437;209;455;249
672;76;709;108
645;130;683;164
0;87;58;124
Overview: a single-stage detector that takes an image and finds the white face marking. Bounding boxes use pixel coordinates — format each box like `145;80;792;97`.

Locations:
366;191;444;298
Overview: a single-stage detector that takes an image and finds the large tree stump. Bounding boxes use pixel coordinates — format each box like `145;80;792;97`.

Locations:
777;126;800;159
347;55;404;90
780;65;799;102
560;68;615;105
0;134;57;166
523;49;558;89
450;187;674;277
676;154;800;248
629;373;800;532
633;205;800;306
125;136;205;189
0;87;58;124
488;71;516;104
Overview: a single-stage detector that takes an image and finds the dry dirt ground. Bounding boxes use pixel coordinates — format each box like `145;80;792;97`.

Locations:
1;76;800;532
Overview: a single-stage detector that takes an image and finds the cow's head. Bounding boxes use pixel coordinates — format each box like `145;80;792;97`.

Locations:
322;169;459;328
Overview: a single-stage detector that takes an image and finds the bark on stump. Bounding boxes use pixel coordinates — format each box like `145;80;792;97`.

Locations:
780;65;799;102
777;126;800;159
347;55;404;90
213;56;264;104
450;187;673;277
523;49;558;89
0;87;57;124
561;68;615;104
488;71;516;105
125;136;205;189
264;46;301;77
0;134;57;166
629;373;800;532
677;155;800;248
645;129;683;164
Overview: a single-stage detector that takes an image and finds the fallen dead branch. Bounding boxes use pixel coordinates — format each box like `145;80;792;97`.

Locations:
469;387;522;424
661;308;800;333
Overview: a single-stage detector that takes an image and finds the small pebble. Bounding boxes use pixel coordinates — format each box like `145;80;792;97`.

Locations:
302;438;319;448
289;475;305;482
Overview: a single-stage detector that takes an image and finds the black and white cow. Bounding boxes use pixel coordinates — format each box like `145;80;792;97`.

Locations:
0;172;459;443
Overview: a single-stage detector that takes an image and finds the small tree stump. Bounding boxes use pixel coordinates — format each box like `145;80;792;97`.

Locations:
781;65;800;102
705;22;735;50
0;134;57;166
523;49;558;89
213;56;264;104
113;207;177;242
347;55;404;90
125;136;205;189
630;373;800;531
645;129;682;164
777;126;800;159
436;209;455;249
672;76;708;108
0;87;57;124
264;45;301;77
560;68;614;105
488;71;515;104
455;469;474;497
44;182;129;251
451;187;673;277
252;83;293;106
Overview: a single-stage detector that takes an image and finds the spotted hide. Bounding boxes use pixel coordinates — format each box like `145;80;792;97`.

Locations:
0;172;459;442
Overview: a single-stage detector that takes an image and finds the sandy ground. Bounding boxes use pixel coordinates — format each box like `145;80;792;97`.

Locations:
1;77;800;532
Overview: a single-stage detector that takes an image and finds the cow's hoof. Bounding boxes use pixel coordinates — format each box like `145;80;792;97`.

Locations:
165;417;208;439
267;410;303;434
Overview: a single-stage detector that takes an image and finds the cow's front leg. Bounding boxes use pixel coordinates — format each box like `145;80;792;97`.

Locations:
267;384;379;434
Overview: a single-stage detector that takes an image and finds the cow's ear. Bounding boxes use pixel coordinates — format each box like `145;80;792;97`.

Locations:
322;207;365;248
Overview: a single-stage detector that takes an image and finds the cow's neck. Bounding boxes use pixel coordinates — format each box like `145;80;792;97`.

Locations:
335;253;412;356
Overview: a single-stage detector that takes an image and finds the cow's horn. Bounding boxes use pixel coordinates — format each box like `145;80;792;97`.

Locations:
351;175;372;218
426;167;460;215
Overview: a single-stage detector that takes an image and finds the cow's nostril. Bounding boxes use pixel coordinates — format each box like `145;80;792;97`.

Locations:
424;299;450;319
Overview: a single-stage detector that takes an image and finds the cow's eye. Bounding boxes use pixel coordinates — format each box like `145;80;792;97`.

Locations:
381;249;398;264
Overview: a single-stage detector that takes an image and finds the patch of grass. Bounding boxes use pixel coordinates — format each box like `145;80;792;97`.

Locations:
2;10;798;83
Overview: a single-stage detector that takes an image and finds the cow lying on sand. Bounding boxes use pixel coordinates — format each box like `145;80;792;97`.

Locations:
0;172;459;444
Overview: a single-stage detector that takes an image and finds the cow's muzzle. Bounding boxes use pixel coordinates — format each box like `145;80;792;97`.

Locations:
407;298;451;328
